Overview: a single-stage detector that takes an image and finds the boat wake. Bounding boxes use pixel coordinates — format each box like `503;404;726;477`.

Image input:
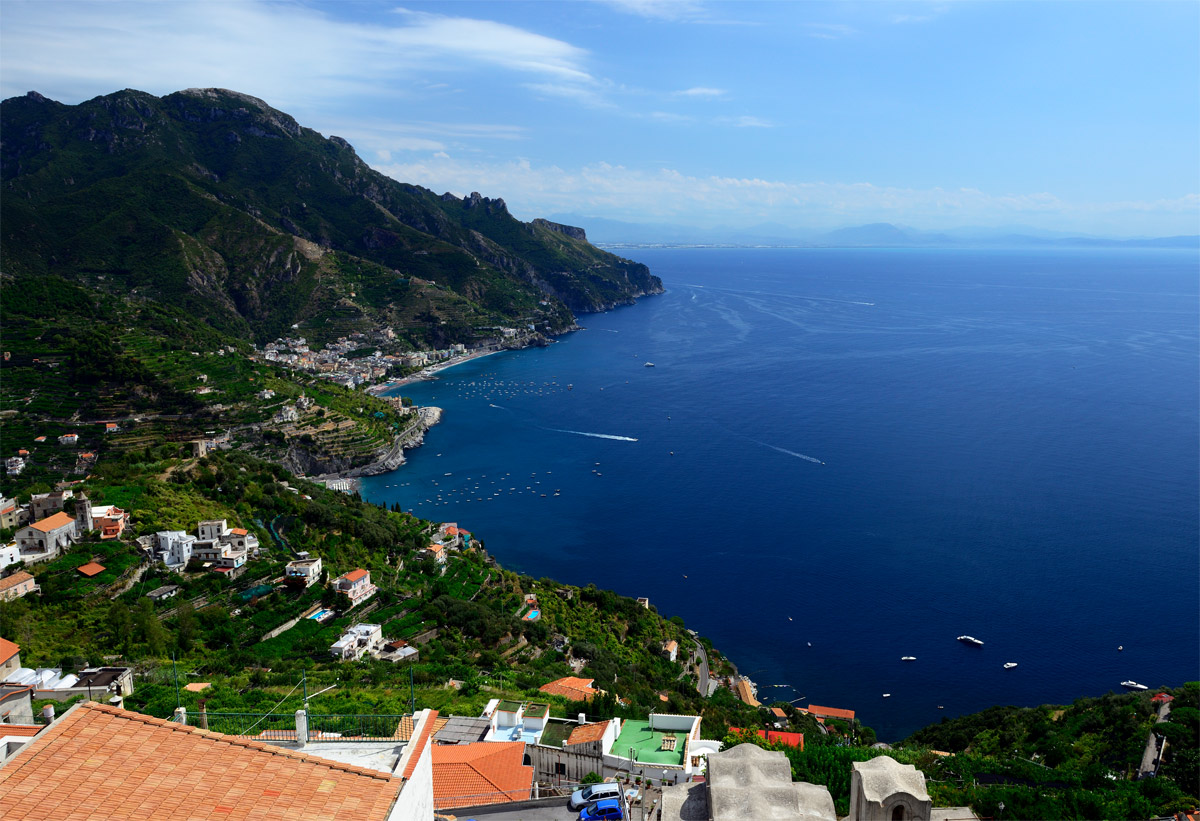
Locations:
549;428;639;442
749;438;824;465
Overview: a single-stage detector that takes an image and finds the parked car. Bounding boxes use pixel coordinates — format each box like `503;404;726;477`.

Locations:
568;782;622;810
578;798;623;820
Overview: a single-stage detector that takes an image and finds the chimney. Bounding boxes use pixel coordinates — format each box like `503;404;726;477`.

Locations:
41;704;55;723
578;713;586;725
198;699;209;730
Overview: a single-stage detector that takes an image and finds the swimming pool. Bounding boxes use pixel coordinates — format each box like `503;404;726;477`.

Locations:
523;609;540;620
308;609;333;621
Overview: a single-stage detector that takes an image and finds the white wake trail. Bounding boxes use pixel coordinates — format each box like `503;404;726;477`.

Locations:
550;428;639;442
749;438;824;465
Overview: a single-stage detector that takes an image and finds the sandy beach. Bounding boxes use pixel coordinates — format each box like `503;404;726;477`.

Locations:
366;348;509;395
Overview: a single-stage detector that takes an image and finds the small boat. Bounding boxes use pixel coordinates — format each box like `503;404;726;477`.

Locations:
1122;680;1149;691
1118;645;1124;651
644;362;655;367
901;656;916;662
957;635;984;646
1003;663;1018;669
882;693;891;698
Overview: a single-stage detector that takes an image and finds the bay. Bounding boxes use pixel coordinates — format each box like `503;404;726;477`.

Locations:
361;247;1200;741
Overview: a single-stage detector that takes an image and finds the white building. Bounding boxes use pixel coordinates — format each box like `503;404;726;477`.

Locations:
15;512;76;561
330;624;384;661
197;520;229;541
155;531;196;569
285;555;323;588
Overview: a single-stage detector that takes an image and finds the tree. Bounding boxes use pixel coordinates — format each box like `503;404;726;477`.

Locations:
175;600;197;653
137;598;169;657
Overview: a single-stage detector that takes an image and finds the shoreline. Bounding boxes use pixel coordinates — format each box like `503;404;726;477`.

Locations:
366;347;512;395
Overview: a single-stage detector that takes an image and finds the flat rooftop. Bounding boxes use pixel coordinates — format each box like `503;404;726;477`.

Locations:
614;720;686;767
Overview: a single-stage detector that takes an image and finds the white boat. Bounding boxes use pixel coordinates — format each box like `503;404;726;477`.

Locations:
1121;680;1149;690
882;693;891;698
1004;663;1018;669
957;635;984;646
901;656;916;662
644;362;655;367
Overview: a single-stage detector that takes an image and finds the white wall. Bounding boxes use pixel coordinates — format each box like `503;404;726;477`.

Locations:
390;710;436;821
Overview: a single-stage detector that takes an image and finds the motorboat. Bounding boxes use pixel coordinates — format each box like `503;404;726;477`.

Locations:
957;636;984;646
1003;663;1018;669
1122;680;1149;691
644;362;655;367
901;656;916;662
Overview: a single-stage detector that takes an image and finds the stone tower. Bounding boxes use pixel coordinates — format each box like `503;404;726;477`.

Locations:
74;491;93;535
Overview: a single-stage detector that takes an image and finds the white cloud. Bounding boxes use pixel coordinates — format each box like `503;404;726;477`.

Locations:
715;115;774;128
597;0;707;21
0;1;595;110
370;154;1199;234
675;87;727;97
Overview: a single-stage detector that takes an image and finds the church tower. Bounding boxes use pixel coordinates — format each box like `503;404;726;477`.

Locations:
74;491;93;536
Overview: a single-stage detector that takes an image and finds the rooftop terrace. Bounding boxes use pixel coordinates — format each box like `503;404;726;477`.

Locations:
614;719;687;767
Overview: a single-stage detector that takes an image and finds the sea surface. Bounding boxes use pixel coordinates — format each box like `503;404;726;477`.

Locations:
362;247;1200;741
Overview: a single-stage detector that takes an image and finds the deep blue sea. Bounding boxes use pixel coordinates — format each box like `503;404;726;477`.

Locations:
362;247;1200;741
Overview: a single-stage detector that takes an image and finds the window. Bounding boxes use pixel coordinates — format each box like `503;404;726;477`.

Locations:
892;806;906;821
555;762;567;775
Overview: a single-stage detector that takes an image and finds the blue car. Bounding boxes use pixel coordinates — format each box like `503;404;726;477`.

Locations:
578;797;624;820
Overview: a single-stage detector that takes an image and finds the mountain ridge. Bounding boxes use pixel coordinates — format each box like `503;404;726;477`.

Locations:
1;87;662;346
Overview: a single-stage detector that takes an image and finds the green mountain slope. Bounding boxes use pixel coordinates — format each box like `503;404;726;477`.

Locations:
1;88;661;342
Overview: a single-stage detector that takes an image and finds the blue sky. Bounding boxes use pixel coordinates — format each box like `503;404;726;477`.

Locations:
1;0;1196;235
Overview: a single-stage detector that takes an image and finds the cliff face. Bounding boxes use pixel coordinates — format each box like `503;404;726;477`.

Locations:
0;88;662;343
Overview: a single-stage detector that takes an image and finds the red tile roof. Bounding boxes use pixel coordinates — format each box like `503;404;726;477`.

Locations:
401;710;440;779
0;638;18;665
539;676;597;702
76;562;106;577
1152;693;1175;703
729;728;805;750
770;707;787;718
29;511;74;533
230;528;248;535
0;702;403;820
343;568;369;583
0;571;35;592
567;720;610;746
0;724;42;738
806;704;855;721
432;741;533;810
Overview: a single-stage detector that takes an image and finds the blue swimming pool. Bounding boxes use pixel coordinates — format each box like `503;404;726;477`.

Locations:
308;609;333;621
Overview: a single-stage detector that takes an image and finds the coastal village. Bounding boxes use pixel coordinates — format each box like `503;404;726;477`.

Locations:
0;474;936;821
0;297;1195;821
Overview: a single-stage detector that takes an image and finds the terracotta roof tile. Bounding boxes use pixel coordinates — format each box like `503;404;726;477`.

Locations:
29;512;74;533
401;710;440;780
806;704;855;721
76;562;105;577
0;724;43;738
431;741;532;810
566;720;609;746
0;638;19;664
0;702;403;820
538;676;597;702
342;569;369;583
0;571;35;592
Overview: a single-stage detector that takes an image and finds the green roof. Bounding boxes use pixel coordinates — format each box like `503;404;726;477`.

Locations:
496;700;522;712
614;720;686;767
525;702;550;718
539;720;574;748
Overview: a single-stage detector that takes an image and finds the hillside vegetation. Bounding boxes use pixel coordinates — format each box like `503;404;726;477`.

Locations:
1;87;661;344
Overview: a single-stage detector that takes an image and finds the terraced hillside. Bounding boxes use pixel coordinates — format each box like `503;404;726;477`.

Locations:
1;87;661;345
